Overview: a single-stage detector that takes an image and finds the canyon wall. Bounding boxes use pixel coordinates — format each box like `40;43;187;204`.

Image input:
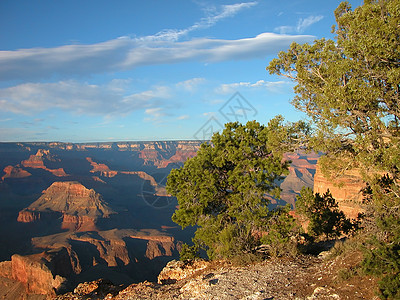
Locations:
313;164;365;219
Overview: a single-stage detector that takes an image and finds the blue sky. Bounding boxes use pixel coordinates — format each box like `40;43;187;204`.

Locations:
0;0;362;142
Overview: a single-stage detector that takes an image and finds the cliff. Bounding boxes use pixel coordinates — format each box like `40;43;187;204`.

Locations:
313;164;365;219
0;247;79;296
278;151;318;207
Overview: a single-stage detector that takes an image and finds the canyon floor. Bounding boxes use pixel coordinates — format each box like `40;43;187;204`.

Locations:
56;248;378;300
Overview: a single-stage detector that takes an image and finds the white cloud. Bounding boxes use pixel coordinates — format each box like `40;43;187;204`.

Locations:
176;78;205;92
274;26;294;35
0;2;271;81
275;15;323;34
0;80;171;116
144;107;167;123
216;80;291;94
141;2;258;42
296;15;324;33
0;33;314;81
177;115;190;120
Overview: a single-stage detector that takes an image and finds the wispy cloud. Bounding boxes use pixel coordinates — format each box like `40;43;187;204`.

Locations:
0;0;314;83
0;80;171;116
141;1;258;42
0;77;209;120
275;15;323;34
216;80;291;94
177;114;190;120
144;107;168;123
296;15;324;33
0;33;314;81
176;77;205;92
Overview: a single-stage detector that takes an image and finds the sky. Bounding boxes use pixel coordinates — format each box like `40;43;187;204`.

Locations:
0;0;362;142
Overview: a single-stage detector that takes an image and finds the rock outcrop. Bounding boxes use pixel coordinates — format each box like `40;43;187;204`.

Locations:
55;253;377;299
157;259;210;284
31;229;179;277
17;181;114;231
86;157;168;196
0;247;80;297
138;141;201;168
1;165;31;180
313;164;365;219
129;235;176;260
86;157;115;176
21;149;68;176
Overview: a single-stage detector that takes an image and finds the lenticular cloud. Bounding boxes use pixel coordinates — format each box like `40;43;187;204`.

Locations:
0;32;313;81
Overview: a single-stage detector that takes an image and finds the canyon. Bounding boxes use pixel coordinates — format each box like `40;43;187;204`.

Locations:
0;141;365;298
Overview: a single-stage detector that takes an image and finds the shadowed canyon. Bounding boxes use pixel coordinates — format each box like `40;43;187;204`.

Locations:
0;141;363;298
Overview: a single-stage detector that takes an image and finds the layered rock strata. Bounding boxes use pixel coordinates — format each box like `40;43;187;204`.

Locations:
17;181;114;231
21;149;67;176
313;164;365;219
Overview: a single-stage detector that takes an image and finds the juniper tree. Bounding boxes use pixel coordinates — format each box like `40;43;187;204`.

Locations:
166;118;304;259
267;1;400;296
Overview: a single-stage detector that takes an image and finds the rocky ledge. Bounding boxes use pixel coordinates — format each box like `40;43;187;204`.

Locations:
56;251;377;300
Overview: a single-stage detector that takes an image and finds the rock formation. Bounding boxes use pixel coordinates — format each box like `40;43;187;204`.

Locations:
313;164;365;219
86;157;167;196
138;141;201;168
0;247;80;297
277;151;318;207
157;259;209;284
1;165;31;180
21;149;68;176
17;181;114;231
86;157;115;175
0;142;333;299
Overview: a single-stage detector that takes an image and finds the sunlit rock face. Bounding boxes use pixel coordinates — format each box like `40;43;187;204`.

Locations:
17;181;114;231
1;165;31;180
313;164;365;219
21;149;68;176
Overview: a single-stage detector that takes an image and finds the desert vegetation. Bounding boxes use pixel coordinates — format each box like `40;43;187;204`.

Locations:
167;0;400;298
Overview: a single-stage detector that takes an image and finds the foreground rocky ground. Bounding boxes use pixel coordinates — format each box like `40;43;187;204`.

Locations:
55;248;378;300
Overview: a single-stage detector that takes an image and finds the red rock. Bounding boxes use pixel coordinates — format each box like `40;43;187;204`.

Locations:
86;157;112;173
139;141;201;168
1;165;31;180
21;149;68;177
61;214;97;231
17;210;42;223
5;247;79;296
128;235;176;260
313;163;365;219
17;181;114;231
0;261;12;278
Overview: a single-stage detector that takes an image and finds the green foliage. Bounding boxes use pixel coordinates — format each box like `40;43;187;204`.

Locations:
296;187;358;239
268;1;400;297
361;174;400;299
167;118;296;259
179;243;200;261
261;204;302;257
267;0;400;178
362;239;400;299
